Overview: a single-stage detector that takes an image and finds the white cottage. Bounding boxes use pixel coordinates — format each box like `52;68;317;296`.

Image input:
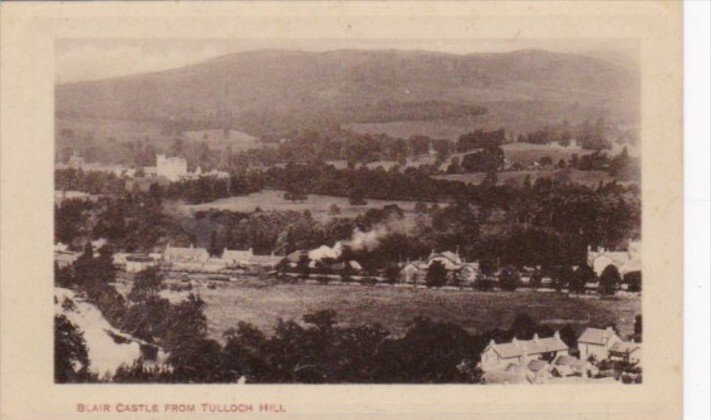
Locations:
480;332;569;372
577;327;622;362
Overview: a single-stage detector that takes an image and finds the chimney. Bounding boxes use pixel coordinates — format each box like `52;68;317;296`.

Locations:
554;330;560;339
489;339;495;347
533;333;539;341
606;326;613;332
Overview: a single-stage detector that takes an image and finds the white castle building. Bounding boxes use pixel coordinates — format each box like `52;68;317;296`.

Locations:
155;154;189;182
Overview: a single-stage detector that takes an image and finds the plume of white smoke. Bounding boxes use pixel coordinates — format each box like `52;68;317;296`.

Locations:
308;216;416;262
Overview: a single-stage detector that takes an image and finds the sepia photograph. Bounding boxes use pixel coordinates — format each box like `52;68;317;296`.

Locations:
53;37;643;385
1;2;687;419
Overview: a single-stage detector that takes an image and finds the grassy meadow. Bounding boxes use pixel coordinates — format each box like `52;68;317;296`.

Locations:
171;189;424;222
114;280;641;342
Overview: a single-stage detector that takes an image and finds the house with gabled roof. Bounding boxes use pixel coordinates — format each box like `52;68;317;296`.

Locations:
480;331;569;372
587;240;641;277
608;341;642;364
577;326;622;362
221;248;254;267
399;250;480;286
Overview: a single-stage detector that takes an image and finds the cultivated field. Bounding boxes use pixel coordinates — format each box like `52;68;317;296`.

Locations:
127;281;641;342
342;100;626;141
172;189;423;222
56;117;260;156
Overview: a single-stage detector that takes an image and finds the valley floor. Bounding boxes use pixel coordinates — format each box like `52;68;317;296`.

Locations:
113;280;640;342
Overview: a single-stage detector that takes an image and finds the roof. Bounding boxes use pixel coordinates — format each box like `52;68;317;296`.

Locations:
222;249;253;260
55;251;80;263
609;341;641;355
578;327;619;345
286;250;307;263
527;359;548;372
250;254;283;266
426;251;463;267
126;255;155;262
554;355;587;369
488;334;568;359
165;246;209;256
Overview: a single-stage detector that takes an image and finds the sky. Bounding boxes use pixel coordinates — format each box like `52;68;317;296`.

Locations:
55;38;638;84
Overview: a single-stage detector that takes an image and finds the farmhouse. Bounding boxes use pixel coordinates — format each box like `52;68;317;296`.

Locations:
125;255;158;273
55;248;81;268
587;240;641;276
164;244;210;263
480;332;568;372
163;244;210;271
577;327;622;362
399;251;479;285
608;341;642;364
221;248;254;268
248;254;284;269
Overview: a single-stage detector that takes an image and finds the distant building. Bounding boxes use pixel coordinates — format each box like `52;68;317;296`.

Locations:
480;332;569;372
125;255;158;273
221;248;254;267
577;327;622;362
68;152;85;168
248;254;284;269
399;251;479;285
55;253;80;269
608;341;642;364
164;244;210;265
587;240;641;277
156;154;188;182
55;243;81;268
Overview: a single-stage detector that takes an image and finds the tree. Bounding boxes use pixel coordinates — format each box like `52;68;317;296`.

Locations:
530;270;542;290
348;188;367;206
498;266;520;291
599;264;620;295
297;254;311;279
383;264;401;285
425;260;447;288
55;314;93;383
624;270;642;292
340;263;355;281
447;156;461;174
208;230;221;256
328;203;341;216
572;265;595;294
633;315;642;343
508;313;537;339
128;267;164;303
538;155;553;167
284;185;307;203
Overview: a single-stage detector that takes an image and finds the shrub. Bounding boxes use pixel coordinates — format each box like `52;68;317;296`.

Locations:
425;261;447;288
498;266;520;291
360;277;378;286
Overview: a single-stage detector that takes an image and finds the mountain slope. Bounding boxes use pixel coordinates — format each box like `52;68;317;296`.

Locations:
56;49;639;135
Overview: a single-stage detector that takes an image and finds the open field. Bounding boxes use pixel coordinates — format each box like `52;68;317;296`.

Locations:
342;100;634;141
117;281;641;342
171;189;424;222
56;117;260;159
434;168;618;188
